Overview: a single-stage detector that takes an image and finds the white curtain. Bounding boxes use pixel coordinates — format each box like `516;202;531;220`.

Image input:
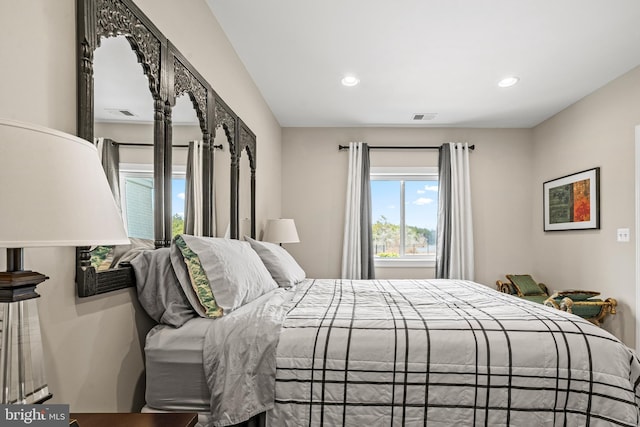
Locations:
341;142;374;279
95;137;121;214
436;142;474;280
184;140;204;236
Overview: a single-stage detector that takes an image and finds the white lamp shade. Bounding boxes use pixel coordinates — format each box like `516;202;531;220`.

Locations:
0;119;129;247
263;219;300;244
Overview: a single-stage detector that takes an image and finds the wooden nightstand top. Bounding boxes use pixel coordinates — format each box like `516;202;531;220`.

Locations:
70;412;198;427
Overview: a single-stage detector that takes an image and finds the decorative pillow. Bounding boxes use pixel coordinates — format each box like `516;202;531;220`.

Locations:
170;235;278;318
171;236;222;318
130;247;196;327
244;236;305;287
506;274;545;296
91;245;114;271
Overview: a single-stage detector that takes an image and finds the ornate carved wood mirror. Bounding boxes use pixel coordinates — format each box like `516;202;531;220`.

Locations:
76;0;167;296
75;0;257;297
167;43;214;239
213;96;236;237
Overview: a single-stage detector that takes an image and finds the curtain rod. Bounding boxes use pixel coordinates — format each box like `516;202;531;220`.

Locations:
113;142;223;150
338;144;475;151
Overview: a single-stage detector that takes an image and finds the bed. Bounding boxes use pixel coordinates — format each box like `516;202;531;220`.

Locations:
132;236;640;427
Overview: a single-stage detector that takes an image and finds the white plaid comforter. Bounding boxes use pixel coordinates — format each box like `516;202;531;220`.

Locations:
268;279;640;426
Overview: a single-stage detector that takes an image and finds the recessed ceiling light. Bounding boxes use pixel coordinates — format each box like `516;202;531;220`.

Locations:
341;75;360;87
498;76;519;88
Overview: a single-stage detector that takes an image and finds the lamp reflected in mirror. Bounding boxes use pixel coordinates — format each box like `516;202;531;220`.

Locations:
263;219;300;246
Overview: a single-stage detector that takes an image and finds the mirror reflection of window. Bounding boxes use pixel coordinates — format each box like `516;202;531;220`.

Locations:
119;165;187;239
172;177;186;237
91;35;156;270
123;176;154;239
173;93;204;236
94;34;157;240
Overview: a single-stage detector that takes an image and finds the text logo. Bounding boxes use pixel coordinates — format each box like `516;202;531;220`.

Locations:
0;405;68;426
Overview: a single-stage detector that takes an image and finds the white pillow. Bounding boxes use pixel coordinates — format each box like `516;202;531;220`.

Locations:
245;236;306;287
171;235;278;317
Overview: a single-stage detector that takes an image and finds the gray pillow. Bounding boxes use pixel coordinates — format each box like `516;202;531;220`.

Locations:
170;235;278;318
111;237;155;268
130;247;196;327
244;236;305;287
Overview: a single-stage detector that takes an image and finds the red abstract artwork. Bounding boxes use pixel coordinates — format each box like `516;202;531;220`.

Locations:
544;167;599;231
572;179;590;222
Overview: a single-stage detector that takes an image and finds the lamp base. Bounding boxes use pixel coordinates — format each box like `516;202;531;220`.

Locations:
0;267;50;404
0;271;48;303
0;298;51;404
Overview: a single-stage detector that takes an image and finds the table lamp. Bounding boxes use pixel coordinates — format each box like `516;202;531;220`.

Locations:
0;119;129;404
263;219;300;245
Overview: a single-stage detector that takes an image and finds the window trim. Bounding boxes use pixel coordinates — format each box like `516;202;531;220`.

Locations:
375;258;436;268
371;166;438;268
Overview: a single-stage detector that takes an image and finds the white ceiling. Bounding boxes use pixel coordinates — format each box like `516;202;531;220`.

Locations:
206;0;640;128
94;37;200;125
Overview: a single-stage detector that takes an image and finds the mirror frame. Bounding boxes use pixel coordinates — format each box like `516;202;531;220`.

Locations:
213;93;238;237
76;0;166;296
75;0;257;297
237;119;257;239
167;41;215;239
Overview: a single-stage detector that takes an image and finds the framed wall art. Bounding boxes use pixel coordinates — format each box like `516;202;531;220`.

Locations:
543;167;600;231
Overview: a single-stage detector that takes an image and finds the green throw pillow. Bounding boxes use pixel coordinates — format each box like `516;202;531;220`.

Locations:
507;274;545;296
174;235;223;318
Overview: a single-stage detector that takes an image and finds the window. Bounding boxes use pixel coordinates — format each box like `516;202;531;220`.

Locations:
370;167;438;266
123;175;154;239
119;163;186;239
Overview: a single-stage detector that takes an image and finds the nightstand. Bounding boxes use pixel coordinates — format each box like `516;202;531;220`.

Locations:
69;412;197;427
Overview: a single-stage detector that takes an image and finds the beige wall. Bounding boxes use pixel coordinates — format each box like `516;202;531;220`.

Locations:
281;127;534;286
531;66;640;346
0;0;281;411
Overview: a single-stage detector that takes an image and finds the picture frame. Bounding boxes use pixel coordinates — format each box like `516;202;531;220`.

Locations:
543;167;600;231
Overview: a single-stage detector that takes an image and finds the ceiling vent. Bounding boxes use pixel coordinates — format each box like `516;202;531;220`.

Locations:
412;113;437;121
106;108;136;118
